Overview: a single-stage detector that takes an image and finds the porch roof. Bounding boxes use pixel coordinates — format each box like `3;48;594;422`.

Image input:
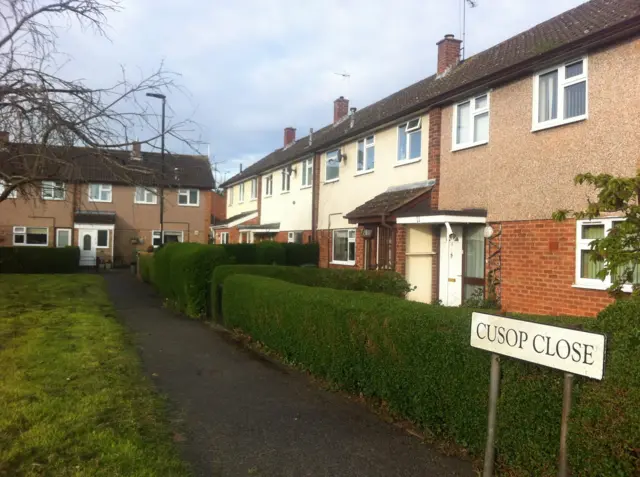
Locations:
210;210;258;229
345;181;434;223
238;223;280;232
74;210;116;225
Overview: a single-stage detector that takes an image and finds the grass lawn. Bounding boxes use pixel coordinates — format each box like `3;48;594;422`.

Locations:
0;274;189;476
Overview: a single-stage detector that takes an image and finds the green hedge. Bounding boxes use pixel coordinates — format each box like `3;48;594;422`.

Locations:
138;253;154;283
0;247;80;273
222;242;318;266
222;275;639;476
152;243;230;318
211;264;412;321
283;243;319;266
221;244;257;264
256;241;286;265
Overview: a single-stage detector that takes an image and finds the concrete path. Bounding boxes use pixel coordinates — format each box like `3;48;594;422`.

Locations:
104;270;473;477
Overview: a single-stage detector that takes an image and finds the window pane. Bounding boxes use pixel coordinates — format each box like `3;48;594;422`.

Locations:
333;230;348;261
178;193;187;204
565;61;583;78
14;234;25;244
407;118;420;130
26;227;47;245
366;145;375;170
582;224;604;239
397;125;407;160
474;112;489;143
89;184;100;199
348;241;355;261
456;102;471;144
564;81;586;119
464;284;484;301
189;189;198;204
326;152;339;181
82;234;92;250
580;250;604;279
97;230;108;247
101;189;111;201
152;232;162;246
57;230;70;247
365;136;374;145
464;226;485;279
475;95;488;109
357;140;364;171
538;71;558;122
409;130;421;159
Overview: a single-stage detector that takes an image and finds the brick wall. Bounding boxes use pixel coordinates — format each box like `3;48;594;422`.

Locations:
500;219;613;317
395;225;406;275
428;107;442;210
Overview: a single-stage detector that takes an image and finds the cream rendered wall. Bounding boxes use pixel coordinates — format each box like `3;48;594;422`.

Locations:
317;112;430;230
225;178;258;218
260;158;313;231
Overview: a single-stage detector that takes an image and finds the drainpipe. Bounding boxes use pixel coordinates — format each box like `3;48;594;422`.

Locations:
380;213;395;271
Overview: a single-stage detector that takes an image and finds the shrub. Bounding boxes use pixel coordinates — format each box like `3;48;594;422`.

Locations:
211;264;412;321
222;275;640;477
255;241;286;265
283;242;319;266
138;252;154;283
0;247;80;273
222;243;257;264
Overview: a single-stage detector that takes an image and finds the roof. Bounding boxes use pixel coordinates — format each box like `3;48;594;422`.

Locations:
0;143;215;189
221;0;640;188
211;210;257;228
74;210;116;225
345;184;433;221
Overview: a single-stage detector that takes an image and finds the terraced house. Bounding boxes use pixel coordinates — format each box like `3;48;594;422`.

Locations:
218;0;640;317
0;140;214;266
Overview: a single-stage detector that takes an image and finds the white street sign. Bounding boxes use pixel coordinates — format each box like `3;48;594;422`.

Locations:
470;312;606;380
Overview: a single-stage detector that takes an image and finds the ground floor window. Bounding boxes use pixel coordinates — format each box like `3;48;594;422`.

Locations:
97;230;109;248
333;229;356;265
56;228;72;247
13;226;48;246
463;225;485;300
288;231;303;243
152;230;184;246
220;232;229;244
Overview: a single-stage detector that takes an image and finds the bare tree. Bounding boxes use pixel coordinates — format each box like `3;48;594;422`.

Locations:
0;0;199;202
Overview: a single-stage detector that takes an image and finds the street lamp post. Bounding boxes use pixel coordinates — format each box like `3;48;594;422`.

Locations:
146;92;166;244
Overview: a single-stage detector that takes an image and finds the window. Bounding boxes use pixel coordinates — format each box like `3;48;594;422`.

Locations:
152;230;184;246
219;232;229;244
264;175;273;197
281;167;291;192
56;229;71;247
301;158;313;187
228;186;234;205
250;178;258;200
332;229;356;265
96;230;109;248
178;189;199;206
42;181;64;200
88;183;112;202
357;136;375;173
397;118;422;162
454;94;490;150
13;226;48;246
287;231;303;243
533;58;587;130
325;150;340;182
238;183;245;202
0;181;17;199
135;186;157;204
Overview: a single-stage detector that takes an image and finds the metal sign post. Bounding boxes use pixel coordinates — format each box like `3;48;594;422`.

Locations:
471;313;606;477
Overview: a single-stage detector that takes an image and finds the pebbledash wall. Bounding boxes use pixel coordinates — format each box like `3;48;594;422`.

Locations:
438;38;640;316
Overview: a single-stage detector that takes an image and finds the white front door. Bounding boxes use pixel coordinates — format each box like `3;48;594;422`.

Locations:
79;229;97;266
439;225;463;306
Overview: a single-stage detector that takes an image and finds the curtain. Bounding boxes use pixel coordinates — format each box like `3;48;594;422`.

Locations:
581;250;604;279
564;81;586;119
464;226;484;279
456;102;471;144
474;112;489;143
538;71;558;122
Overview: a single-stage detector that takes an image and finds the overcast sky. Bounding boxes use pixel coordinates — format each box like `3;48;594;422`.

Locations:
57;0;586;184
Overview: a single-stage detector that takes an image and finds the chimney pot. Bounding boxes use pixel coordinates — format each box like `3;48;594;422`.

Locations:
284;127;296;147
333;96;349;124
437;34;462;75
131;141;142;160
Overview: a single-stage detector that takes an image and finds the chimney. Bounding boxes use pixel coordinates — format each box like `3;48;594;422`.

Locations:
333;96;349;123
309;128;314;146
284;127;296;147
131;141;142;160
437;34;462;75
240;164;243;173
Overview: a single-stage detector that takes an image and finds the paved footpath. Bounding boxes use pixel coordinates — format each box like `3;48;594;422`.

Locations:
104;271;473;477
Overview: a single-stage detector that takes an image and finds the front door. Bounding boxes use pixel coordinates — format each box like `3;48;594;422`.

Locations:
405;225;433;303
439;225;463;306
79;230;97;266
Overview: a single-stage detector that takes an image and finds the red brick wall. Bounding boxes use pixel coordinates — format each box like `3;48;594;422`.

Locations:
317;228;361;269
395;225;406;275
211;191;226;221
428;107;442;210
273;230;313;244
500;219;613;317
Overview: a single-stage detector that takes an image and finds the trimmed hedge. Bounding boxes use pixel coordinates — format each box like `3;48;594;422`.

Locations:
256;241;286;265
283;242;319;266
221;244;257;264
211;264;412;321
0;247;80;273
222;274;640;476
138;252;154;283
152;243;230;318
222;242;319;266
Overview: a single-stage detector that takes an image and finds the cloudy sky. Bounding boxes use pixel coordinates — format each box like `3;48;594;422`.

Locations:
56;0;586;184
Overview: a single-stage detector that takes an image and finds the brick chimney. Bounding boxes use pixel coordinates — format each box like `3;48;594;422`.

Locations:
284;127;296;147
131;141;142;160
333;96;349;123
437;34;462;75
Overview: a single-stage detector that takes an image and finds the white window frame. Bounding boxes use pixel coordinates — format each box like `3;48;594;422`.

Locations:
397;118;422;164
220;232;229;244
532;57;588;132
96;229;110;249
228;186;234;205
325;150;340;183
13;226;49;247
281;167;291;193
56;228;72;248
152;230;184;247
331;228;356;265
42;181;65;200
250;178;258;200
134;186;158;204
452;93;490;151
178;188;200;207
88;183;112;203
0;181;17;199
575;218;626;291
238;183;245;203
264;175;273;197
356;135;375;174
287;231;303;244
301;158;313;188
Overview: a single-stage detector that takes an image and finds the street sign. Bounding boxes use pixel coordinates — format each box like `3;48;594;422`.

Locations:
471;312;606;379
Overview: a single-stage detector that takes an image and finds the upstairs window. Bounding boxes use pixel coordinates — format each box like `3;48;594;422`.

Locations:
264;175;273;197
281;167;291;192
454;93;490;150
88;183;112;202
533;58;587;130
250;178;258;200
228;186;234;205
135;186;157;204
301;158;313;187
357;136;375;173
238;183;245;202
42;181;64;200
0;181;17;199
325;150;340;182
397;118;421;162
178;188;199;206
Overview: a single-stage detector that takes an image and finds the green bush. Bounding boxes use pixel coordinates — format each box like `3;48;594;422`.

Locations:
256;241;286;265
211;264;412;321
222;243;257;264
138;252;154;283
222;275;640;476
0;247;80;273
152;243;230;318
283;243;319;266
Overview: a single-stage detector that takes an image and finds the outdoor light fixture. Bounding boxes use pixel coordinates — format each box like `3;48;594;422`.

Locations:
361;228;374;239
